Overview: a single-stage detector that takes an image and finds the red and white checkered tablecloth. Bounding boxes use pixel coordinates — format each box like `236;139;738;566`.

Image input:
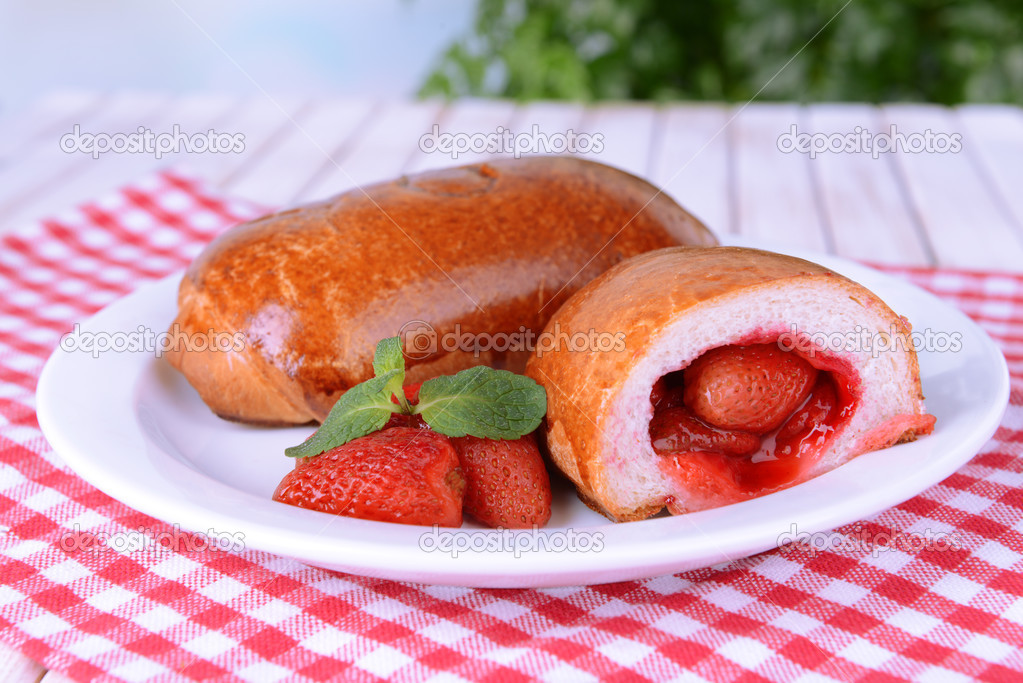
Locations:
0;171;1021;682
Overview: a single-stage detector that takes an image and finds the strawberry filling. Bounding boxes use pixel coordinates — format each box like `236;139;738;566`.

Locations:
649;342;858;507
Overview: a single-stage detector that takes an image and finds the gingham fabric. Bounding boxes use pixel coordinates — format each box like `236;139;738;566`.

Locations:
0;171;1021;682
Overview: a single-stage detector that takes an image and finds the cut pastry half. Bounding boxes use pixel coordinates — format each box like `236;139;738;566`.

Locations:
525;247;936;522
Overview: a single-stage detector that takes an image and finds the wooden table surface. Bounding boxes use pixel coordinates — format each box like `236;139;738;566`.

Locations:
1;92;1022;681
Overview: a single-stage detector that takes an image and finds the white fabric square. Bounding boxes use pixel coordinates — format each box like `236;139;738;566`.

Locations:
0;464;27;490
752;555;803;583
356;644;412;678
20;487;66;513
249;597;303;626
817;579;869;607
191;210;223;230
589;599;634;618
95;192;126;211
653;613;704;638
109;658;169;683
961;633;1016;662
772;611;823;636
309;576;359;596
198;575;249;604
419;620;473;646
644;574;691;594
0;584;26;608
718;637;773;669
476;598;531;621
839;639;893;667
973;541;1020;570
181;630;237;659
6;539;49;560
887;608;941;637
133;603;186;632
598;638;654;667
85;585;137;612
20;613;72;638
41;558;92;585
703;585;756;611
120;210;156;230
236;661;293;683
931;574;984;605
67;633;121;660
916;667;971;683
300;626;355;656
362;596;416;621
484;646;528;666
149;554;199;581
542;665;597;683
157;189;194;212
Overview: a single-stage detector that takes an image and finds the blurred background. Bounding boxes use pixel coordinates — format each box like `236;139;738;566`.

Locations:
1;0;1021;269
2;0;1021;108
0;0;475;107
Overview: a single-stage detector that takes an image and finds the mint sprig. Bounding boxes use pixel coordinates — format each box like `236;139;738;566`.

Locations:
286;335;547;457
372;336;409;413
372;336;405;377
284;369;399;458
414;366;546;439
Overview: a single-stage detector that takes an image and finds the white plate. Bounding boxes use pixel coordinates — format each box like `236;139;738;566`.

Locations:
36;248;1009;587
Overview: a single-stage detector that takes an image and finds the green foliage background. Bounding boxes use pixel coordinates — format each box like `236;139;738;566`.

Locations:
420;0;1023;103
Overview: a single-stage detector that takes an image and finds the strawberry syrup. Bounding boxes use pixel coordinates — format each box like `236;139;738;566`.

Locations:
651;343;858;505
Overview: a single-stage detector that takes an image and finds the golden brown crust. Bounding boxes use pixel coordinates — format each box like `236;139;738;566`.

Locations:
525;246;927;522
166;157;716;424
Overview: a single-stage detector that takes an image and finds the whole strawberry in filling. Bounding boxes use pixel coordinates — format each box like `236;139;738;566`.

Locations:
650;342;851;500
683;343;818;434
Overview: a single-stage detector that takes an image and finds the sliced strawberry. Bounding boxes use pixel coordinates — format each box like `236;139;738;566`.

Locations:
683;343;817;434
450;433;551;528
650;370;686;410
649;405;760;456
273;426;464;526
775;373;839;459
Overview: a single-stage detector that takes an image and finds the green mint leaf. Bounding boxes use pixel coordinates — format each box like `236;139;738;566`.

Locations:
372;336;405;378
413;366;546;439
372;336;409;412
285;369;400;458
